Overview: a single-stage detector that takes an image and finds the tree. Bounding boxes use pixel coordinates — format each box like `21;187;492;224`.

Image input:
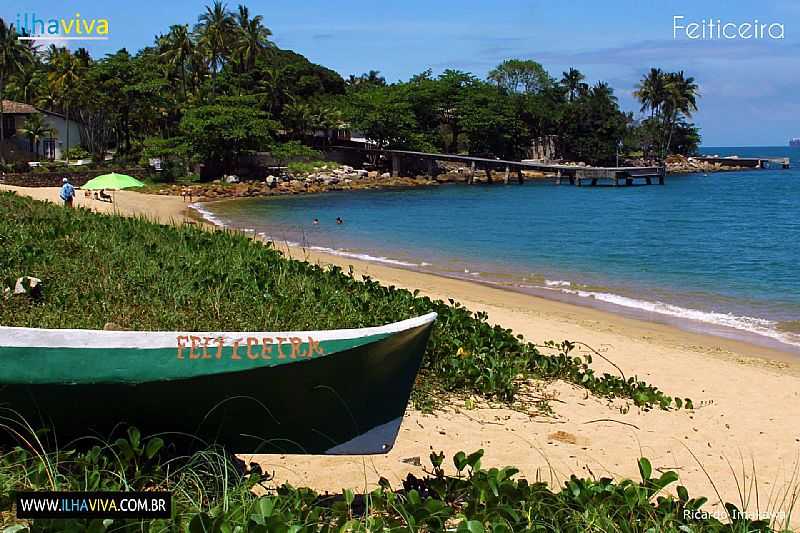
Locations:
233;5;273;72
346;70;386;89
160;24;195;99
661;71;698;158
282;101;313;139
179;96;278;174
0;18;33;164
559;82;628;165
560;68;585;102
488;59;552;95
634;67;665;119
634;68;699;159
460;84;527;158
195;1;235;95
48;50;85;161
18;113;55;157
347;86;417;149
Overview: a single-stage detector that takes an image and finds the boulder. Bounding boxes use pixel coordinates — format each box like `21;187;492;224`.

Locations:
224;175;240;184
381;172;391;178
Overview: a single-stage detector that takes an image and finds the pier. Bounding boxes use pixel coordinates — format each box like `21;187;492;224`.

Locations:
695;156;791;169
329;146;666;186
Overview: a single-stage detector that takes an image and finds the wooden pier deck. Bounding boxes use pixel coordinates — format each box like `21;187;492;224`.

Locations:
695;156;791;169
329;146;665;186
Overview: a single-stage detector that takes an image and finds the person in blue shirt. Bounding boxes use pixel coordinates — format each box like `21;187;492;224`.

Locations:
59;178;75;207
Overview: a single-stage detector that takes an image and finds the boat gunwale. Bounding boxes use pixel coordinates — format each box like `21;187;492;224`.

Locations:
0;313;438;349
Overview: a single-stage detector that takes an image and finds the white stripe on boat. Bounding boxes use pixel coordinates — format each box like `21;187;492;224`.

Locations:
0;313;438;349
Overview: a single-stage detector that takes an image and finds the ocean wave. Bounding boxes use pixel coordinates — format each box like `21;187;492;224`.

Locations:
307;246;421;267
189;203;227;227
545;279;572;287
559;287;800;347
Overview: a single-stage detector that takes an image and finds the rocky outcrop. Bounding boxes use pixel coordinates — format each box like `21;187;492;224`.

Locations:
155;168;438;202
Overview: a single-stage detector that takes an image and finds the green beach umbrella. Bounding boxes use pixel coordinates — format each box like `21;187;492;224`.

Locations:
82;172;145;190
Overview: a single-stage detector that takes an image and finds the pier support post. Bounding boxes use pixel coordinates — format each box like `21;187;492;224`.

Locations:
485;167;493;184
467;161;476;184
391;154;400;178
517;168;524;184
426;159;435;178
503;165;510;184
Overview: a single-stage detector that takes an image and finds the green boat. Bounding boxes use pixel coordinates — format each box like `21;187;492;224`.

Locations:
0;313;437;454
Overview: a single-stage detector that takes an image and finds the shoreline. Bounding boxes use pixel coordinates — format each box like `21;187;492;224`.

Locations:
5;184;800;525
193;194;800;359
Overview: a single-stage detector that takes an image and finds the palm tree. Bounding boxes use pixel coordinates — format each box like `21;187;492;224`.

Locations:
634;68;666;119
311;104;343;146
661;71;698;158
258;65;292;116
18;112;55;157
591;81;615;101
195;1;234;94
48;52;82;161
0;18;34;164
560;68;585;102
283;101;313;139
160;24;195;98
634;68;699;159
233;5;273;72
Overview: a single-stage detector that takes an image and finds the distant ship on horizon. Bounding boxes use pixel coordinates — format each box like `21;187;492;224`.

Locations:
790;138;800;147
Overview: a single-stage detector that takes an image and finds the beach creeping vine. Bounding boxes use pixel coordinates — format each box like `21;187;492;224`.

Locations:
0;191;689;411
1;433;781;531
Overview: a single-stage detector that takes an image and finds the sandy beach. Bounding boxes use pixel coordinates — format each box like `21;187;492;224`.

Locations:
4;184;800;524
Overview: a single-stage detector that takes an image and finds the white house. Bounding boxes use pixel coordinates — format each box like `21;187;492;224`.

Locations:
1;100;82;160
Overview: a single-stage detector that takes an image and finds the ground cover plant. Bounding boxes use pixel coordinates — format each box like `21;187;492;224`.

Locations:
0;191;688;410
0;192;686;410
0;428;792;532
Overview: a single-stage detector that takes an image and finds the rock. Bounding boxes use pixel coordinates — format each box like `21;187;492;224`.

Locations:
341;165;354;173
367;171;379;178
224;175;239;184
13;276;43;299
103;322;123;331
343;179;353;184
355;169;369;177
381;172;391;178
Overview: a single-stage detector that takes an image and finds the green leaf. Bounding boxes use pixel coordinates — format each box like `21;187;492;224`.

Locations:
144;437;164;459
638;457;652;482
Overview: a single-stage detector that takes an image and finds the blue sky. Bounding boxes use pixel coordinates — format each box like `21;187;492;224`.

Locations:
3;0;798;146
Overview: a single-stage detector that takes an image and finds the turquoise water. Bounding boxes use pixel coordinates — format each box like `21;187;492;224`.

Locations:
200;146;800;351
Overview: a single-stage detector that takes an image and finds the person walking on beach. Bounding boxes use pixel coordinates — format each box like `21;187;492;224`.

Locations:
313;218;319;225
59;178;75;208
336;217;343;225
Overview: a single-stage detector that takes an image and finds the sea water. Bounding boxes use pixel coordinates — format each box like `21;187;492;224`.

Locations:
199;146;800;352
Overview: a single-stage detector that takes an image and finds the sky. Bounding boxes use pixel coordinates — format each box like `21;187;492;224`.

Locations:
3;0;798;146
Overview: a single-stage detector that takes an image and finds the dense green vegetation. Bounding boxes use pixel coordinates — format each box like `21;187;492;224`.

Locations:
0;191;686;410
1;428;790;532
0;3;700;174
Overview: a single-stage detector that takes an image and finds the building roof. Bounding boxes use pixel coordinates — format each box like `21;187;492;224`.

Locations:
1;100;37;114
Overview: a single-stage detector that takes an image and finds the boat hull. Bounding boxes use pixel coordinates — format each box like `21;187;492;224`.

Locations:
0;315;436;454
